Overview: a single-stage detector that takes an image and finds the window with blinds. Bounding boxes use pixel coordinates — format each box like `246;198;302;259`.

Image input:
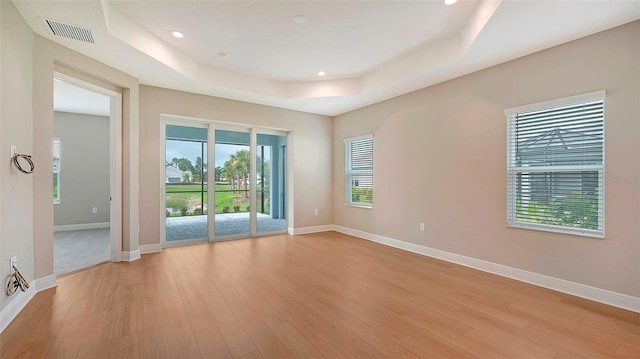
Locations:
53;138;61;204
505;91;605;238
345;135;373;207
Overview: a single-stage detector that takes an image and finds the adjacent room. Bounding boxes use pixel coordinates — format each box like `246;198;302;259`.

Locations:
52;78;113;276
1;1;638;358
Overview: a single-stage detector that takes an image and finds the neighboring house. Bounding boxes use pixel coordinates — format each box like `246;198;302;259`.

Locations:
165;165;190;183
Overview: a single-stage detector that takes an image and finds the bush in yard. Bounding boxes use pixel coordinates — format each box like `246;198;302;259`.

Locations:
516;190;599;230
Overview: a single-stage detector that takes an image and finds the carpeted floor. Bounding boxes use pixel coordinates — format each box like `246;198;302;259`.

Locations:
54;228;110;276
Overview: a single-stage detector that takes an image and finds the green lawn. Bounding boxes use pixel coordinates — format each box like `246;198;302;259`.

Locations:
166;183;267;215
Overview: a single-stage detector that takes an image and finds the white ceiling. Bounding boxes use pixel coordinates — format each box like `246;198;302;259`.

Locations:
54;79;110;117
14;0;640;117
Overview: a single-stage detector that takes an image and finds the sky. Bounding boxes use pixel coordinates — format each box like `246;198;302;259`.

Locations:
165;141;269;168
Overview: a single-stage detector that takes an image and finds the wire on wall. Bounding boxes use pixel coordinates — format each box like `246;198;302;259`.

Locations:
12;154;35;174
6;266;30;296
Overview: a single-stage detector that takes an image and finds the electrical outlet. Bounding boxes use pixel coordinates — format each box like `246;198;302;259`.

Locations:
10;145;16;159
10;256;17;272
92;207;98;214
419;223;425;232
314;209;319;216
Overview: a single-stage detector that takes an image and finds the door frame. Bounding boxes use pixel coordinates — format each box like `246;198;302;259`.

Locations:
53;72;123;261
160;114;290;246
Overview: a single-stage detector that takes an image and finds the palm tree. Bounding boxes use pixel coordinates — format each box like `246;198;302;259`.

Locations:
233;150;250;198
222;149;251;198
223;160;236;193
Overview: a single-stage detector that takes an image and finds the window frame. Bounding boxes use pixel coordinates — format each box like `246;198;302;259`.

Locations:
344;134;373;208
505;91;605;238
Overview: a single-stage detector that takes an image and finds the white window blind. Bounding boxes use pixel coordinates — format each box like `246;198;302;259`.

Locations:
53;138;61;204
345;135;373;207
506;91;604;238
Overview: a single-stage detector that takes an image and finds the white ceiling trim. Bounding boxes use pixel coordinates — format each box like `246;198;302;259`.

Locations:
13;0;640;116
101;1;498;101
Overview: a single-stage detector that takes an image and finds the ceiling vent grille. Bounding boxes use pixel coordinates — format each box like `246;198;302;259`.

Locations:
42;18;94;44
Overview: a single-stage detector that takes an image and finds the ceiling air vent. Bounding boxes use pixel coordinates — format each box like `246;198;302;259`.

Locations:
42;18;94;44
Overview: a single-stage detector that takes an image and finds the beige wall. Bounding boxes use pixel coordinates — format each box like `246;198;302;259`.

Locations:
33;36;139;278
139;85;333;246
333;21;640;297
0;0;34;312
53;112;110;226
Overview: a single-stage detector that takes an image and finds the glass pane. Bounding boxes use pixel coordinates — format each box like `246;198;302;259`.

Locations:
165;125;208;242
514;101;604;167
350;174;373;204
53;138;61;204
257;133;287;234
515;171;601;230
214;129;251;237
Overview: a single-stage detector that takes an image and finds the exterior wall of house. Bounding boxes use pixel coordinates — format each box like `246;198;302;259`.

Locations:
333;21;640;297
138;85;333;247
0;0;34;315
53;112;110;227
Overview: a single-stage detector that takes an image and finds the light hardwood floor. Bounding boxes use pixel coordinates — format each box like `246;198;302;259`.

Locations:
1;231;638;358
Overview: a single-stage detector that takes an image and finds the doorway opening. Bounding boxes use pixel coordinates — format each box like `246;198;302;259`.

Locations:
52;73;122;275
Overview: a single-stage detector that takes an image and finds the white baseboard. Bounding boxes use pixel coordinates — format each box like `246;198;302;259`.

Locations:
289;225;334;235
122;249;141;262
333;225;640;313
54;222;110;232
35;274;58;292
0;280;36;334
140;243;162;254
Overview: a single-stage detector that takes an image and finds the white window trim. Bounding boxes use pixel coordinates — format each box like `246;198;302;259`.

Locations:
504;90;606;116
506;91;606;238
345;134;373;208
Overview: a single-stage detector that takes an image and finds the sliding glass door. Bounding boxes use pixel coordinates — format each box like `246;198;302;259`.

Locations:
214;129;251;238
162;120;287;246
256;133;287;235
163;124;209;244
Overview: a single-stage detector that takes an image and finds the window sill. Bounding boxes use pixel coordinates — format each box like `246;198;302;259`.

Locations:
345;203;373;209
508;222;604;239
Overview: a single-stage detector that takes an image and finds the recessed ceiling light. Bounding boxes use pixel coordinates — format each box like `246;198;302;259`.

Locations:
170;30;185;38
294;15;306;23
444;0;457;4
317;71;326;76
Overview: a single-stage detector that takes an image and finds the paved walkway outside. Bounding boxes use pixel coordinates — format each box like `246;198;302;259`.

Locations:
166;212;287;241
